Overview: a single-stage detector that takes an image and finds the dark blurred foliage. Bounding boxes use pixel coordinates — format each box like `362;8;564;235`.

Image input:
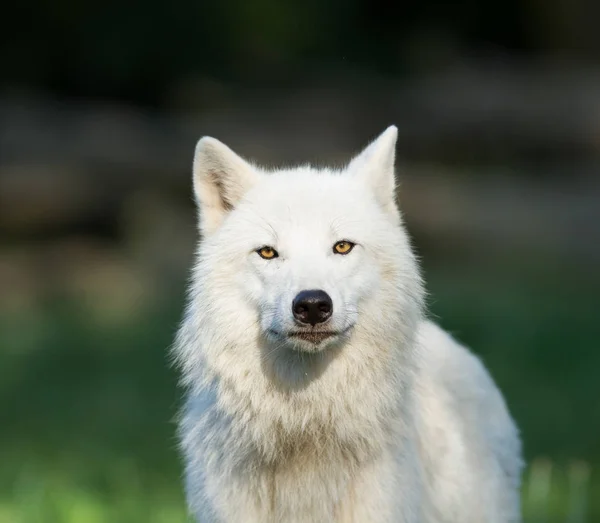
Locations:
4;0;597;107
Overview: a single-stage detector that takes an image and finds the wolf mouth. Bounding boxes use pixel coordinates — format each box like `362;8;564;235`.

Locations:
288;331;337;344
268;326;352;345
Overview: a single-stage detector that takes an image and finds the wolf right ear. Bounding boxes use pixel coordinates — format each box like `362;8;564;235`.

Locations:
192;137;261;235
348;126;400;221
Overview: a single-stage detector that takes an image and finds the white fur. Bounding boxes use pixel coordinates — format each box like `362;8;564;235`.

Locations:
174;127;523;522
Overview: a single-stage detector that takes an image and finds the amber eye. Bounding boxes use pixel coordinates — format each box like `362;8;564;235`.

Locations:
257;246;279;259
333;241;355;255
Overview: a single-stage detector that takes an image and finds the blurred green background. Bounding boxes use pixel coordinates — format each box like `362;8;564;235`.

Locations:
1;1;599;521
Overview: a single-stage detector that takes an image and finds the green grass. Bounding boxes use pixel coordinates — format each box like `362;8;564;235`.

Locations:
0;296;187;523
1;262;599;521
2;466;187;523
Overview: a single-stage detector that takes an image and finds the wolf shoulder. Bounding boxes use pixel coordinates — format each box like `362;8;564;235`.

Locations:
414;319;523;503
415;319;515;425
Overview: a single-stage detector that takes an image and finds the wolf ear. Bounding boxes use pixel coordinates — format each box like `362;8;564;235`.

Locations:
348;126;399;219
192;137;261;235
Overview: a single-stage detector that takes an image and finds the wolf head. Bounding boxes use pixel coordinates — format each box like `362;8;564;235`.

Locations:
180;127;424;387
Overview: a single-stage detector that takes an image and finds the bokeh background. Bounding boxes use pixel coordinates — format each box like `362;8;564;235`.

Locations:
1;1;599;522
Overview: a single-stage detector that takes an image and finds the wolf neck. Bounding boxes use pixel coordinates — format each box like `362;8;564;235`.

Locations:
191;318;420;464
178;302;422;521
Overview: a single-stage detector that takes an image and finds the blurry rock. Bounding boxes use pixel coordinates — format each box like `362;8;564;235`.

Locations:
47;238;158;327
0;165;100;235
119;189;195;281
0;249;41;314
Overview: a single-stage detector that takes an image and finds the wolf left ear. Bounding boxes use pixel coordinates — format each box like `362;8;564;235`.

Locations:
348;126;400;220
192;137;261;235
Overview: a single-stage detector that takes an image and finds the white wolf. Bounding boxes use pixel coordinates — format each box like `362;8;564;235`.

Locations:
174;126;523;523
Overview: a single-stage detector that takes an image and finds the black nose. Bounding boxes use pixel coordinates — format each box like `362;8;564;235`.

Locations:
292;290;333;326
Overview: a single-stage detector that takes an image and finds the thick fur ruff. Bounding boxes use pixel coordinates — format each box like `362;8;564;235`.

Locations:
173;127;523;522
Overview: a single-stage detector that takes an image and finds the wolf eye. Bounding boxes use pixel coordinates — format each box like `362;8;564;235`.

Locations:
333;241;355;255
257;246;279;259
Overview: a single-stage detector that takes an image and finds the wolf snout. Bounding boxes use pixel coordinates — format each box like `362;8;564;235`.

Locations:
292;290;333;326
